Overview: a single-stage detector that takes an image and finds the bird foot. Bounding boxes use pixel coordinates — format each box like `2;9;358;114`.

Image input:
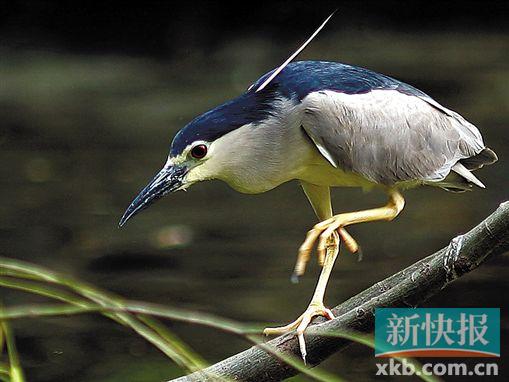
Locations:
292;220;359;280
263;303;335;363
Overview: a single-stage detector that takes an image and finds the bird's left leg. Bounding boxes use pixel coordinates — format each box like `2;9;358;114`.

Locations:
264;237;340;361
264;189;405;361
264;182;345;361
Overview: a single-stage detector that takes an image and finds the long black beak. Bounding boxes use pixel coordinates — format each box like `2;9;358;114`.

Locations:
119;164;188;227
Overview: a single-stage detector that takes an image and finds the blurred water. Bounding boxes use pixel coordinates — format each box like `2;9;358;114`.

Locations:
1;31;508;381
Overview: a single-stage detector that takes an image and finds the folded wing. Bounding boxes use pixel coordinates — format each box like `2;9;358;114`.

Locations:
301;89;496;188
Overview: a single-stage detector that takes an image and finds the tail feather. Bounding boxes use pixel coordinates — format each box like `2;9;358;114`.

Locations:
460;147;498;170
426;170;472;192
428;147;497;193
451;162;485;188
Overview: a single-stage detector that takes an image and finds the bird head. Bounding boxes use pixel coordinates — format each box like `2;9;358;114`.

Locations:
119;89;279;227
118;11;337;227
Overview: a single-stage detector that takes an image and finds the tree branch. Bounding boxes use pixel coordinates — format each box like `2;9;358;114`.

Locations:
172;201;509;382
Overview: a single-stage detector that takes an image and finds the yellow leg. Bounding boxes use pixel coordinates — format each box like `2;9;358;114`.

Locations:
264;190;405;361
293;227;358;278
301;189;405;266
295;182;359;279
265;235;339;362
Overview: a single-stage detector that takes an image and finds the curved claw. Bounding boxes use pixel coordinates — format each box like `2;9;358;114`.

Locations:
263;304;335;362
338;228;359;253
293;223;359;279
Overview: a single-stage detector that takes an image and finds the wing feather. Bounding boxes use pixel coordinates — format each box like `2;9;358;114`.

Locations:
301;89;486;186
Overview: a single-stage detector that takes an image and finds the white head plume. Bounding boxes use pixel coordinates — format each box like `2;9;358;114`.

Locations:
255;10;337;92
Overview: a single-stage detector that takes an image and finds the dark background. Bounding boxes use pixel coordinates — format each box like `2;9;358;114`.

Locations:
1;1;508;381
2;1;509;56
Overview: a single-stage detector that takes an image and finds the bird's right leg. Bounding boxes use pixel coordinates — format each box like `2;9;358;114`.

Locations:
294;182;359;280
266;189;405;361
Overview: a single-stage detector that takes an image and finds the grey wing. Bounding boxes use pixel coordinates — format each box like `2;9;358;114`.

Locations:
301;89;487;186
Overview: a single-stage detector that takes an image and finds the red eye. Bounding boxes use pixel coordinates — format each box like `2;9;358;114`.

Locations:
190;144;207;159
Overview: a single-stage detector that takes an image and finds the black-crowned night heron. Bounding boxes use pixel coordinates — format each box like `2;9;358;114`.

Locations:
119;16;497;360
